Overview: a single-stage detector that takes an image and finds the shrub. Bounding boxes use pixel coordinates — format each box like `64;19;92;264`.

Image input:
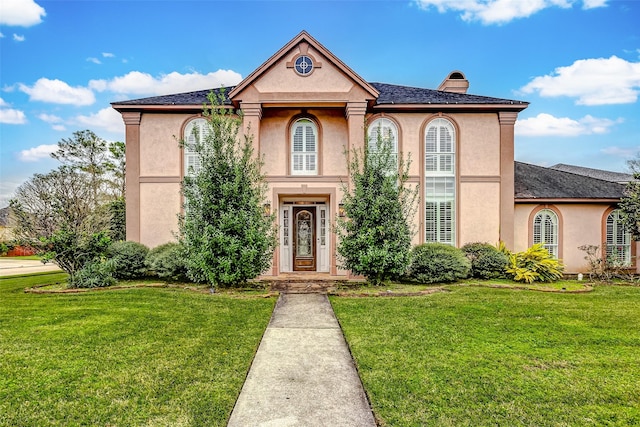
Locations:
408;243;471;284
107;240;149;280
145;242;190;282
506;243;564;283
69;259;117;289
461;242;509;279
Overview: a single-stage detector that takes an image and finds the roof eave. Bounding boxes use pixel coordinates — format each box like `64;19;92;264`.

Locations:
373;103;528;112
515;198;620;203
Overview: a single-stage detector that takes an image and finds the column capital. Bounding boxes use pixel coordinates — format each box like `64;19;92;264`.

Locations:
240;102;262;120
121;111;141;126
345;102;367;119
498;111;519;126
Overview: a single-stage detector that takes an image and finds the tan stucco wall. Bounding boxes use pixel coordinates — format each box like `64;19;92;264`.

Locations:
139;182;181;248
459;182;501;245
139;114;185;177
514;203;614;273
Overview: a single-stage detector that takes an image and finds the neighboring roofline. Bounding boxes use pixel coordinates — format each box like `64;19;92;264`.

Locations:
111;104;233;113
228;30;379;103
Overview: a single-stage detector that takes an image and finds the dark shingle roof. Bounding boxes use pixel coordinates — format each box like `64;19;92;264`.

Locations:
515;161;625;200
112;83;527;108
550;163;632;184
112;87;233;106
370;82;527;106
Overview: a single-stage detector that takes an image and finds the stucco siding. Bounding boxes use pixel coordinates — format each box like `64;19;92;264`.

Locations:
459;182;501;246
458;113;501;177
139;182;181;248
139;114;184;177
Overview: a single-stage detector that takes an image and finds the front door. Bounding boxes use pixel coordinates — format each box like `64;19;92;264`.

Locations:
293;207;316;271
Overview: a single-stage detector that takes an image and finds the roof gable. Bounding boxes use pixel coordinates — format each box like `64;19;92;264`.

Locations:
228;31;379;104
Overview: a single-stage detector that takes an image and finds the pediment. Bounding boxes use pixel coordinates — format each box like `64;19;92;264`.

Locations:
228;31;379;107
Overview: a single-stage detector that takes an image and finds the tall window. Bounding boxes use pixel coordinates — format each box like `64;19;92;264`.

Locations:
425;118;455;245
533;209;559;257
606;210;631;266
368;118;398;172
291;119;317;175
183;118;208;176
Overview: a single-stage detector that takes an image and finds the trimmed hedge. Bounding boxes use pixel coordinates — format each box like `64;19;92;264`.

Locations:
145;242;189;282
408;243;470;284
107;240;149;279
461;242;509;279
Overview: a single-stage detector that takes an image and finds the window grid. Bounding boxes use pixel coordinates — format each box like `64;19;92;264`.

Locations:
368;118;398;172
184;118;208;176
425;118;456;245
533;209;559;258
291;119;317;175
606;210;631;266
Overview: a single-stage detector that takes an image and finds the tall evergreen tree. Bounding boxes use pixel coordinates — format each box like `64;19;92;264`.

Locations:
335;122;417;285
179;90;276;287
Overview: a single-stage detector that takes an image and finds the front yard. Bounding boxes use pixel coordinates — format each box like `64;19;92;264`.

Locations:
2;272;639;426
0;272;275;427
332;284;640;426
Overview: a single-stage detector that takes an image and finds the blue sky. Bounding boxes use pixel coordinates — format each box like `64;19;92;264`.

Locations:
1;0;639;207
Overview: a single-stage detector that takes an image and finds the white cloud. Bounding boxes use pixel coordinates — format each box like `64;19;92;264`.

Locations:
0;107;27;124
37;113;62;123
52;124;66;131
18;144;57;162
0;32;4;38
0;0;46;26
519;56;640;105
515;113;621;136
601;146;640;158
87;57;101;64
19;78;95;106
582;0;607;8
13;33;25;42
413;0;607;24
90;69;243;96
72;107;124;134
0;98;7;107
102;52;115;58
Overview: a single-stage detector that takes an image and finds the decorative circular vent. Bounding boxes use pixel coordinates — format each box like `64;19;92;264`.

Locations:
294;55;314;76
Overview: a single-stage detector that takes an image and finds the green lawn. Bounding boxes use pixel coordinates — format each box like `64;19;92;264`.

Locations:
0;273;275;427
332;285;640;427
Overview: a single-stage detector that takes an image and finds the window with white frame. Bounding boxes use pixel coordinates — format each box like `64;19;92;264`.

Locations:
368;118;398;172
533;209;559;257
183;118;208;176
291;119;318;175
425;118;455;245
606;209;631;266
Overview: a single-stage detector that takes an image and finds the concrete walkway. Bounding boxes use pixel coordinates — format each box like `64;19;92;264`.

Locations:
0;258;62;276
227;293;377;427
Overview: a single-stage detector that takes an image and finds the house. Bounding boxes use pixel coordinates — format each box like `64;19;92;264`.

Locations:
112;31;635;276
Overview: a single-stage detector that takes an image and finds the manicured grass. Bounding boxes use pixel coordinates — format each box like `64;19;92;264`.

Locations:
332;285;640;426
0;272;275;427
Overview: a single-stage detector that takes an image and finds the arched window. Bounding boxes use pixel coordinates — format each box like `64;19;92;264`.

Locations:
606;210;631;266
533;209;559;257
425;118;456;245
183;118;208;176
368;118;398;172
291;118;318;175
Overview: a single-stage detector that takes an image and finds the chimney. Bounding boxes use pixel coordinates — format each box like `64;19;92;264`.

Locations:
437;71;469;94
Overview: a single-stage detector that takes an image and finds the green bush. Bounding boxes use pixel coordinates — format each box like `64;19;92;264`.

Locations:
461;242;509;279
408;243;471;284
69;259;117;289
107;240;149;280
145;242;190;282
506;243;564;283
